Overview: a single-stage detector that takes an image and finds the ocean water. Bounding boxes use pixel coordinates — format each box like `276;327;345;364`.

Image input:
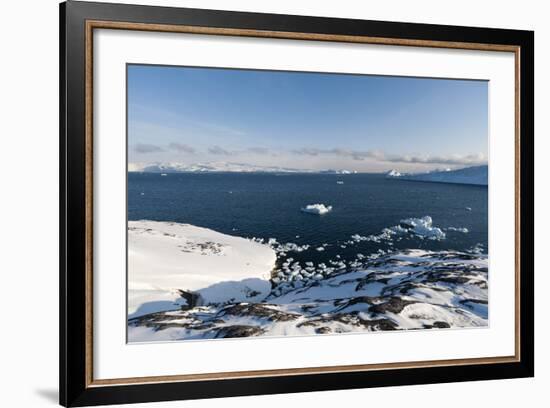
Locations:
128;172;488;266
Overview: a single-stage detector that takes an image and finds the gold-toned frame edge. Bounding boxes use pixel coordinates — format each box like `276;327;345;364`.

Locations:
84;20;522;388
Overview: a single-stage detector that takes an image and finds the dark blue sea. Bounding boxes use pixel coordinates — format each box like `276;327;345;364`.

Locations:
128;173;488;265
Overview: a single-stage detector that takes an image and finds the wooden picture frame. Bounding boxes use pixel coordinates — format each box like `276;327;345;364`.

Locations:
60;1;534;406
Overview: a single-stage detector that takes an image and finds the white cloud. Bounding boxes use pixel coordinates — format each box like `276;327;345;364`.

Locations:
291;147;486;166
168;142;195;154
133;143;164;153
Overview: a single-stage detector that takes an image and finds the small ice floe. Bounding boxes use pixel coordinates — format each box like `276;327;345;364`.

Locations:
160;173;168;176
386;169;401;177
447;227;469;233
354;216;447;244
316;246;325;251
467;243;485;254
465;207;472;211
140;192;145;195
301;203;333;215
336;180;344;184
399;216;446;240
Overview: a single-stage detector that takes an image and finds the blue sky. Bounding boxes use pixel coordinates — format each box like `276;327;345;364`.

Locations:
128;64;488;172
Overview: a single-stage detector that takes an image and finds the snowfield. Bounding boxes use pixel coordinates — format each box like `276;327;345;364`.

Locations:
386;165;488;186
128;221;488;342
128;221;276;318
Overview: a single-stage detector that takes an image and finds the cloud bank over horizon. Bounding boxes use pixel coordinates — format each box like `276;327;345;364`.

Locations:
129;143;487;173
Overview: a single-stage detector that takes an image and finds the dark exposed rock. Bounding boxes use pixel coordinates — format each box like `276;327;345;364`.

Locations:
369;297;416;314
359;318;397;331
315;326;332;334
460;298;488;305
437;276;471;284
218;303;299;322
246;290;262;298
129;311;185;326
472;281;488;289
129;313;194;332
423;321;451;329
297;312;397;332
344;296;377;307
178;289;201;309
214;325;265;338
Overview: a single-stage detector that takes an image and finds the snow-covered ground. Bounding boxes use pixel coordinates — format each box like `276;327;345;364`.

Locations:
128;222;488;342
386;165;488;186
128;221;276;318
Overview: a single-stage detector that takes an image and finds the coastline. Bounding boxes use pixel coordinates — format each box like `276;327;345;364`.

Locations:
128;221;488;342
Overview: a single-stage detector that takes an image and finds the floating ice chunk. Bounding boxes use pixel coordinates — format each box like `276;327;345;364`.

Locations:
466;207;472;211
386;169;401;177
336;181;344;184
447;227;469;233
399;216;446;240
301;203;333;215
316;246;325;251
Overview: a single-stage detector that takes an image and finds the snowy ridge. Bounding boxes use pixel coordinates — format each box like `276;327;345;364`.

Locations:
386;165;488;186
128;221;276;318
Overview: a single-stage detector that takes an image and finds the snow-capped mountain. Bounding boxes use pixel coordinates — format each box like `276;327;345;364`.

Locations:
129;161;355;174
386;165;488;186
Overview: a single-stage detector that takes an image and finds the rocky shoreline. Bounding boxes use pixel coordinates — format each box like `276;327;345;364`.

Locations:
128;249;488;342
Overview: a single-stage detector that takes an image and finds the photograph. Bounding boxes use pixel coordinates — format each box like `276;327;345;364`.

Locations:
53;1;536;406
126;64;489;342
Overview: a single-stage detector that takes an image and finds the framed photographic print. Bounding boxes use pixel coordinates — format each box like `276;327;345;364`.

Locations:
59;1;534;406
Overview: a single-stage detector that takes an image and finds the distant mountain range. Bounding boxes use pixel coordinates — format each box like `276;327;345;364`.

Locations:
128;161;488;183
129;162;357;174
386;165;488;186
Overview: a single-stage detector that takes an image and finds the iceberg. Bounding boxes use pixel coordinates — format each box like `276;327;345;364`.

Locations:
300;203;333;215
386;169;401;177
399;216;446;240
